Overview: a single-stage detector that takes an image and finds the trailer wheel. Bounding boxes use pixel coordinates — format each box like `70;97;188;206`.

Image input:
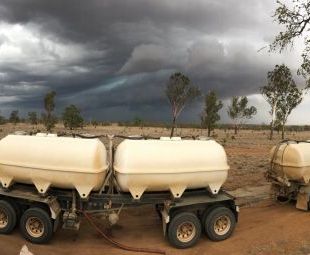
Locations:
201;204;220;229
20;207;53;244
0;200;17;234
167;212;201;249
7;199;22;221
204;206;235;241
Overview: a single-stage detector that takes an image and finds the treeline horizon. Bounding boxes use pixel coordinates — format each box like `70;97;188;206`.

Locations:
3;114;310;133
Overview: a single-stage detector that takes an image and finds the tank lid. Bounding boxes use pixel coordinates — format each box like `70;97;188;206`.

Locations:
36;133;58;137
47;134;57;137
160;137;181;141
36;133;47;137
198;136;212;141
13;131;27;136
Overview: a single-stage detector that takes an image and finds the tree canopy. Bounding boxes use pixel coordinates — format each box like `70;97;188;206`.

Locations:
271;0;310;86
63;104;84;130
42;91;57;132
261;64;303;139
9;110;19;125
227;96;257;134
28;112;38;125
166;72;200;137
201;91;223;137
276;83;303;139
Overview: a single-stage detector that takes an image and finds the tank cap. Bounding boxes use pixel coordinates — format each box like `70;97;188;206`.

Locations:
171;137;181;141
36;133;47;137
198;136;211;141
160;137;181;141
47;134;57;137
13;131;27;136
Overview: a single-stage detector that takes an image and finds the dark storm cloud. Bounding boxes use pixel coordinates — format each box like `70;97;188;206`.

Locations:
0;0;295;122
0;1;268;38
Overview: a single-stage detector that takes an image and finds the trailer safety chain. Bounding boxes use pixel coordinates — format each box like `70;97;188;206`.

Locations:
82;211;166;255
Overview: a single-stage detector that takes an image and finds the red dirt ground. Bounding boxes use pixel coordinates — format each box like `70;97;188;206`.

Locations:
2;201;310;255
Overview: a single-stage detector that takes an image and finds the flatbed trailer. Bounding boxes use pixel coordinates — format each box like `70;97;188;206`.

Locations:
0;182;238;249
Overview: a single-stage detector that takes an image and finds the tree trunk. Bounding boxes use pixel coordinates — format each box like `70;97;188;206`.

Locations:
270;104;276;140
234;124;237;135
281;124;285;140
269;125;274;140
170;116;176;138
207;126;211;137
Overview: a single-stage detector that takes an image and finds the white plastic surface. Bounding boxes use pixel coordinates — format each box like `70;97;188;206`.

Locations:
0;135;108;198
271;142;310;183
114;138;229;199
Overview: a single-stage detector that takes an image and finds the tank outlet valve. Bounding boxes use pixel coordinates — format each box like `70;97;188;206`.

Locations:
62;211;80;231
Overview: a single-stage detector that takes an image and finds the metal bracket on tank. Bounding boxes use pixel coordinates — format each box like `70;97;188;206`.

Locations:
129;186;146;200
169;185;186;198
0;176;13;189
208;183;221;195
33;180;51;196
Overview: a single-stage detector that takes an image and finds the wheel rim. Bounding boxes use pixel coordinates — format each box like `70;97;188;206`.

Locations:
25;217;44;238
176;221;196;243
214;215;231;236
0;209;8;229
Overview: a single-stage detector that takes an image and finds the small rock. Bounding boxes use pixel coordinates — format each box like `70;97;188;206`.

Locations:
20;245;33;255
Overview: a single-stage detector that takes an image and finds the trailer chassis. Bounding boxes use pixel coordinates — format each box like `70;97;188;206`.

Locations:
0;183;238;248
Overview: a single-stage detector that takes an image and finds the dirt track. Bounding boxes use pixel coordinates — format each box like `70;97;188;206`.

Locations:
3;198;310;255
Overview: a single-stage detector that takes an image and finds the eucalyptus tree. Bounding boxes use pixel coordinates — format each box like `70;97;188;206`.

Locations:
227;96;257;134
9;110;19;125
28;112;38;126
276;83;303;139
201;91;223;137
166;72;200;137
63;104;84;130
42;91;57;132
261;64;302;140
271;0;310;86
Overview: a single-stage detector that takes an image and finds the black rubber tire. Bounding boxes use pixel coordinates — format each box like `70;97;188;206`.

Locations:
201;204;221;231
0;200;17;234
167;212;201;249
20;207;53;244
204;206;236;241
7;199;22;221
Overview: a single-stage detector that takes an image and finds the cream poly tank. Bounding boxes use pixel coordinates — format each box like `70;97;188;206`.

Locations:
114;138;229;199
0;135;108;198
270;142;310;183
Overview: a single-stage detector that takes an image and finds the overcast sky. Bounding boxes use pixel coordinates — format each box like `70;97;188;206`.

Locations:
0;0;308;124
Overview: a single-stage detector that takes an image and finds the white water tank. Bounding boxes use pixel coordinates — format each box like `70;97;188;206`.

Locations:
0;135;108;198
270;142;310;183
114;138;229;199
